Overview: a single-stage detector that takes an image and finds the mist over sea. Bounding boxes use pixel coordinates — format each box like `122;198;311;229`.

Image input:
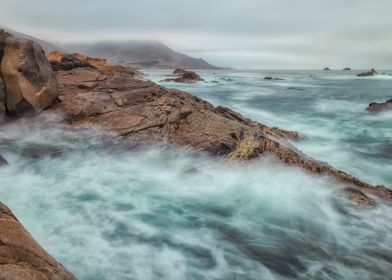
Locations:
1;70;392;279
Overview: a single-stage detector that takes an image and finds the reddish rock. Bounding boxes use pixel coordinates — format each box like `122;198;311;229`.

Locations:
0;202;77;280
366;98;392;112
1;34;58;115
49;67;392;206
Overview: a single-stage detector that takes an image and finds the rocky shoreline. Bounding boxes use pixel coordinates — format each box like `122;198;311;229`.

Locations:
1;29;392;279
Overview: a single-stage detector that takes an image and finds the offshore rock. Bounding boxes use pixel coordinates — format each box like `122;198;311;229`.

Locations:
161;69;204;83
0;202;77;279
0;154;7;166
366;98;392;112
50;67;392;206
357;69;377;77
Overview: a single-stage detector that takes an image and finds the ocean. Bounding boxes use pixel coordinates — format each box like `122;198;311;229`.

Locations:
0;69;391;279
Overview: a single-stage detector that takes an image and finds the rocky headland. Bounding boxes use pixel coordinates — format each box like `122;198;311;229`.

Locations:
1;29;392;279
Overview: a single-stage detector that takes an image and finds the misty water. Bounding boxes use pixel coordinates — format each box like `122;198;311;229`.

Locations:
1;70;392;279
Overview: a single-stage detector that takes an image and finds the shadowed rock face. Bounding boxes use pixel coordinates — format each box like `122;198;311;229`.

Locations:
0;31;58;116
366;98;392;112
50;67;392;206
0;202;77;280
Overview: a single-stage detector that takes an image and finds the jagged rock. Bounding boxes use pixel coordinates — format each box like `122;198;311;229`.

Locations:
49;67;392;206
366;98;392;112
48;51;138;76
1;35;58;115
343;67;351;71
0;29;9;123
0;202;77;280
48;51;95;71
323;67;330;71
0;154;7;166
161;69;204;83
357;69;377;77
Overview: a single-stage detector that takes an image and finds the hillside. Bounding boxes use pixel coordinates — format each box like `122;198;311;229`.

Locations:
63;40;219;69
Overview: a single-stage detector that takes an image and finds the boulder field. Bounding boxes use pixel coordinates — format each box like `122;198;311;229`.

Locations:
1;30;392;279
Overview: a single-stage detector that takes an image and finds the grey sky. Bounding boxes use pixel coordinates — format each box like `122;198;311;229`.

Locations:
1;0;391;69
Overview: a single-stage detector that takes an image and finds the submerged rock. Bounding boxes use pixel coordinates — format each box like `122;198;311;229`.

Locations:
0;32;58;116
357;69;377;77
366;98;392;112
0;202;77;280
49;66;392;206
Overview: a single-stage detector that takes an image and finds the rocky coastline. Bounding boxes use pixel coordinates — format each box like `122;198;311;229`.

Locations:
1;29;392;279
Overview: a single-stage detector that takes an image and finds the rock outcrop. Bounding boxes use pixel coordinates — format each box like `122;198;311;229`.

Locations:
161;69;204;83
0;30;58;116
48;51;138;76
342;67;351;71
323;67;330;71
0;202;77;280
357;69;377;77
366;98;392;112
50;66;392;206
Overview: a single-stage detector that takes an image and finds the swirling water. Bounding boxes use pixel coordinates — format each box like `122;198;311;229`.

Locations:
0;70;391;279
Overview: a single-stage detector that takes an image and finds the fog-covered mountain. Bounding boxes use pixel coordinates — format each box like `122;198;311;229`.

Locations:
63;41;219;69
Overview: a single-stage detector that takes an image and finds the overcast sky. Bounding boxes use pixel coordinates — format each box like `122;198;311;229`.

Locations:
1;0;391;69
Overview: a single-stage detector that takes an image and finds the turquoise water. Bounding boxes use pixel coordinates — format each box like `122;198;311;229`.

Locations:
0;70;391;279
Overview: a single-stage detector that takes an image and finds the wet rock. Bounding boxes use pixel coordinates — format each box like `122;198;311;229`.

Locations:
366;98;392;112
21;144;64;159
342;67;351;71
323;67;330;71
0;154;7;166
49;66;392;206
357;69;377;77
161;69;204;83
0;202;77;280
264;76;284;80
1;35;58;115
173;68;187;75
340;187;376;207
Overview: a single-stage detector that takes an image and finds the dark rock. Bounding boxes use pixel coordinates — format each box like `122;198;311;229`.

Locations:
49;66;392;206
173;68;186;75
264;76;284;80
161;69;204;83
323;67;330;71
343;67;351;71
0;202;77;280
366;98;392;112
0;154;7;166
1;34;58;115
357;69;377;77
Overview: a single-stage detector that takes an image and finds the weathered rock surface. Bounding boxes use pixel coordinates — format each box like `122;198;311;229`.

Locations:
161;69;204;83
50;67;392;206
0;202;77;280
48;51;139;76
366;98;392;112
0;30;9;123
0;32;58;115
357;69;377;77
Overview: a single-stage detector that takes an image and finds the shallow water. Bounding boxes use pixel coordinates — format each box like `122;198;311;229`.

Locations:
1;70;392;279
